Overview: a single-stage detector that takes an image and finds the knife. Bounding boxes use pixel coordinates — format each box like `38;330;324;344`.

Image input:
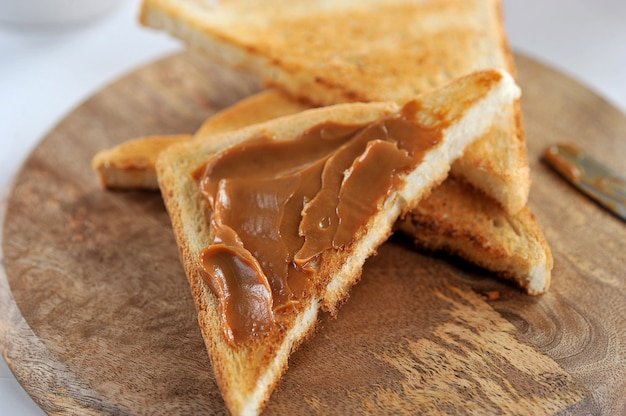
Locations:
543;143;626;222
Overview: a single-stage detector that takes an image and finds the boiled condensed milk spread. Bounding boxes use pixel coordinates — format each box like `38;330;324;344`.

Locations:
192;101;443;345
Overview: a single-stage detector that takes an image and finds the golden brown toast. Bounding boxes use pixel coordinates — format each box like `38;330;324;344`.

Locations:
140;0;530;214
91;87;551;294
397;176;552;294
92;134;192;189
156;69;520;415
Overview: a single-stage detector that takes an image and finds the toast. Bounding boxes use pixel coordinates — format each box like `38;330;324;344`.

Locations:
92;87;551;294
397;176;552;294
140;0;530;214
156;69;520;415
91;91;310;190
92;134;192;189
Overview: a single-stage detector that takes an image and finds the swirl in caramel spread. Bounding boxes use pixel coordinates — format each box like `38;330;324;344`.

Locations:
193;101;442;345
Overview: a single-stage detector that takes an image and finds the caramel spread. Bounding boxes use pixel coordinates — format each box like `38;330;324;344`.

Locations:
194;101;443;344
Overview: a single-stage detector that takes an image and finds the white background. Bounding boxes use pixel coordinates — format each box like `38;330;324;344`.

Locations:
1;1;625;414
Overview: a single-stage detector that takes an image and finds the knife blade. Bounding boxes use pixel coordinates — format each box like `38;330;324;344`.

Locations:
543;143;626;222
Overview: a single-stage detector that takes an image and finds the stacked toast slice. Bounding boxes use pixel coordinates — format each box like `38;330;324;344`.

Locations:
154;70;520;415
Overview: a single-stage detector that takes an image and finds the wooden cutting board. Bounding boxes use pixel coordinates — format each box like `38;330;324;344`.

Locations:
1;52;625;415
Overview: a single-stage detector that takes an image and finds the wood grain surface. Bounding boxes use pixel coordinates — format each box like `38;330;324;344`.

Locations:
1;52;625;415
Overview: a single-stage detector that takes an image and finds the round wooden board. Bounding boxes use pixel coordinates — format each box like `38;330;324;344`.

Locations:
1;52;625;415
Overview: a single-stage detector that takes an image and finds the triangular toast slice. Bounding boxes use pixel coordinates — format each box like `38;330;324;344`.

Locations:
92;87;551;294
140;0;529;214
397;176;552;294
156;69;520;414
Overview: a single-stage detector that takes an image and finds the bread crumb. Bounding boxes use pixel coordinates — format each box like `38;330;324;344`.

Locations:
484;290;500;301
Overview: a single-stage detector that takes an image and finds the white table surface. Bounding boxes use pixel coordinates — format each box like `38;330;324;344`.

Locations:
1;1;625;414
